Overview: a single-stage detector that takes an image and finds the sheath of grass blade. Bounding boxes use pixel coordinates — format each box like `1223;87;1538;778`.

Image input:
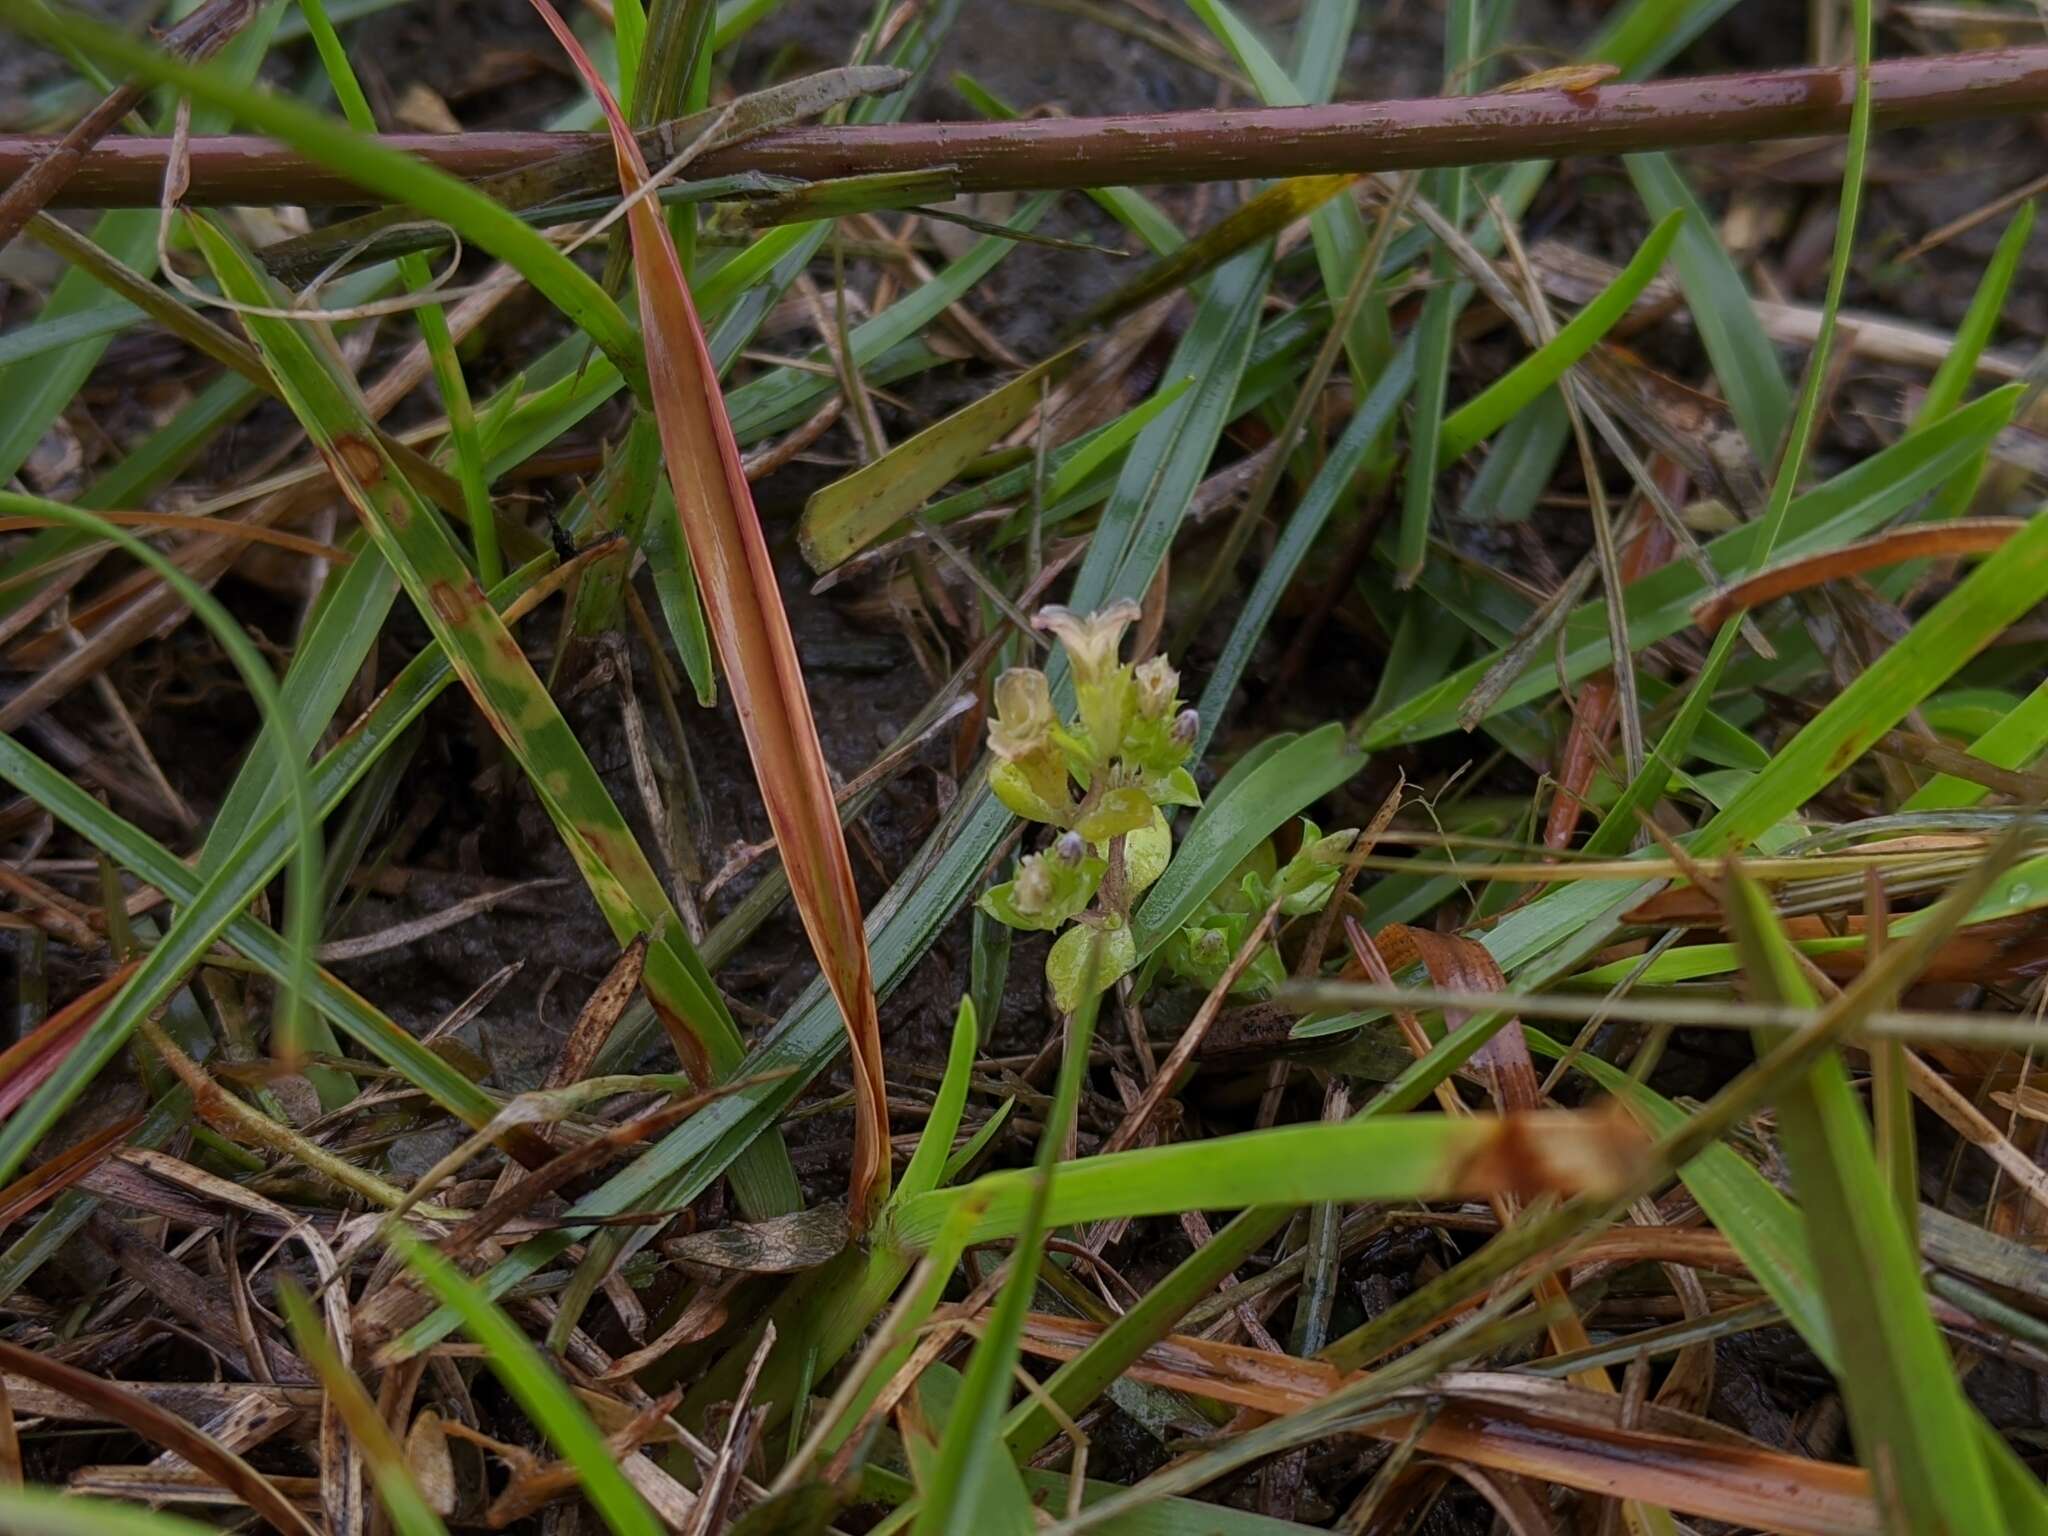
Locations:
526;0;889;1222
188;217;802;1217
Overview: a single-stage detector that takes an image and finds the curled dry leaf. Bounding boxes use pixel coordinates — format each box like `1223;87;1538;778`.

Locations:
1695;518;2027;629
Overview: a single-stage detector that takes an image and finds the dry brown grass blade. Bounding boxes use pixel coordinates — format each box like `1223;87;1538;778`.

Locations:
358;1079;757;1357
1694;518;2029;628
0;510;354;563
1544;492;1678;851
0;960;138;1119
1011;1317;1879;1534
0;1338;321;1535
546;936;648;1091
0;1112;142;1227
525;0;887;1225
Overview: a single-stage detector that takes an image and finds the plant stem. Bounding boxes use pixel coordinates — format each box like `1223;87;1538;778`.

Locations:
11;46;2048;207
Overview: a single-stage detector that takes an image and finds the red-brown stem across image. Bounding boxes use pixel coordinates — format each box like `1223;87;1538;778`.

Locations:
3;45;2046;208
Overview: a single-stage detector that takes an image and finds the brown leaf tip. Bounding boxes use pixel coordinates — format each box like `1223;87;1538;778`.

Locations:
1450;1104;1647;1203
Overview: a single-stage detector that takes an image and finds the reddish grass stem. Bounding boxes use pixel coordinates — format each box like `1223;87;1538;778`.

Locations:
4;46;2045;209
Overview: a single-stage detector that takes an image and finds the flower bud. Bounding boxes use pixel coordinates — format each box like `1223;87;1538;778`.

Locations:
1013;855;1055;914
1053;830;1086;865
1170;708;1199;747
989;667;1056;761
1134;654;1178;719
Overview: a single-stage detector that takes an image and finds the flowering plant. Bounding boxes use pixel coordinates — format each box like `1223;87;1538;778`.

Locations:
977;602;1198;1011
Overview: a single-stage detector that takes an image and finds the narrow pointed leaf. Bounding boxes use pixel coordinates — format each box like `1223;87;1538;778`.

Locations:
528;0;888;1221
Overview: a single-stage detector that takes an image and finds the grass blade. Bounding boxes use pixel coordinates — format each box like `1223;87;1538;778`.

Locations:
1394;0;1477;586
1437;208;1683;465
1624;151;1791;465
800;346;1079;572
1;0;645;387
0;496;319;1189
528;0;888;1220
387;1232;664;1536
1723;869;2002;1529
888;1108;1641;1248
190;216;801;1215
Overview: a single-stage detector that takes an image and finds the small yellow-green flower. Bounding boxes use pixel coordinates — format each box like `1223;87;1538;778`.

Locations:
1037;600;1139;763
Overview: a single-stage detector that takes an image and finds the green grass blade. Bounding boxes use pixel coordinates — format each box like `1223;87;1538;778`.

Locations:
800;347;1079;572
192;218;800;1214
1365;385;2020;747
0;730;504;1134
1916;201;2035;431
1394;0;1477;586
296;0;501;580
1069;247;1272;611
919;955;1107;1534
1194;343;1415;751
0;1489;230;1536
1696;504;2048;855
1188;0;1390;392
1723;870;2003;1530
1624;152;1792;465
0;497;320;1189
2;0;645;389
1904;673;2048;812
899;998;978;1203
889;1110;1631;1248
1437;208;1683;465
389;1232;664;1536
1134;724;1363;953
276;1283;451;1536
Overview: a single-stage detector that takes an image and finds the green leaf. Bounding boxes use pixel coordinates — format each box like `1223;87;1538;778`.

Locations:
1047;921;1137;1013
1135;725;1364;953
1075;786;1155;842
1114;807;1172;894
